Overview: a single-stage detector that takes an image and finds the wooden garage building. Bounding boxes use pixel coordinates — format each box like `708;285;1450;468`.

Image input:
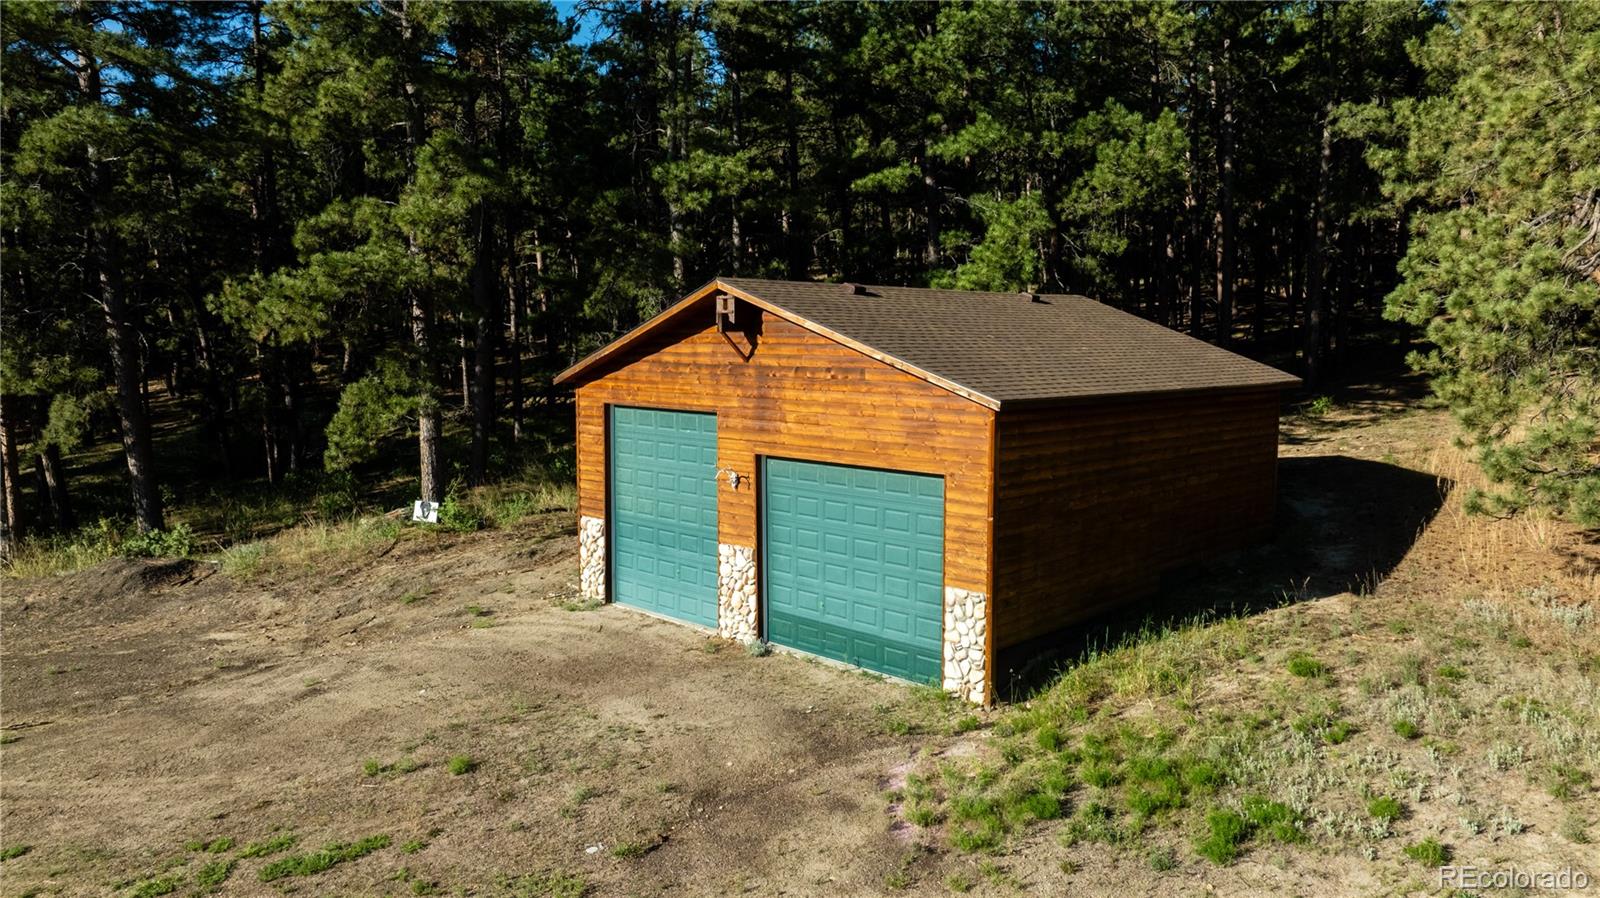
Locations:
555;278;1298;703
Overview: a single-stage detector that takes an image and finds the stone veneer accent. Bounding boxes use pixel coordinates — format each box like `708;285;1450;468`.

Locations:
717;543;758;641
578;515;606;602
942;587;988;704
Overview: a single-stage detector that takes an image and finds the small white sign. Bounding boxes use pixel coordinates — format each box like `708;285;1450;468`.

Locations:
412;500;440;524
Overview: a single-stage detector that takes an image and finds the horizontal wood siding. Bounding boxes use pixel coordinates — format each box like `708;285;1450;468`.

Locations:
992;390;1281;649
574;301;995;594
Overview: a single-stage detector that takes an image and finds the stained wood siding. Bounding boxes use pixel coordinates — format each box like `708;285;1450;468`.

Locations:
991;390;1282;650
574;299;995;595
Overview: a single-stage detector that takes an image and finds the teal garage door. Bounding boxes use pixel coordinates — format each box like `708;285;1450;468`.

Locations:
609;406;718;626
763;458;944;683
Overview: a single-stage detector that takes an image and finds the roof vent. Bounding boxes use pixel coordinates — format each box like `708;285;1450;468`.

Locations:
1020;291;1044;303
842;282;867;296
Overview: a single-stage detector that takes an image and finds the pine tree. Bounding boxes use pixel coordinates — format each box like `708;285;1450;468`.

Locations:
1377;1;1600;525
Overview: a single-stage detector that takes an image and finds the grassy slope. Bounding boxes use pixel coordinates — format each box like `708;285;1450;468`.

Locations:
896;397;1598;894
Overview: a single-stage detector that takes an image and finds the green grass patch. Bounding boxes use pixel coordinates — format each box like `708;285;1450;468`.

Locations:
1195;797;1304;864
195;859;234;890
0;845;31;861
238;833;297;858
400;839;427;854
610;841;649;859
446;755;476;775
1286;652;1328;679
1368;796;1404;822
1392;719;1422;740
129;875;184;898
1403;838;1449;866
257;835;390;882
496;870;588;898
1195;809;1250;864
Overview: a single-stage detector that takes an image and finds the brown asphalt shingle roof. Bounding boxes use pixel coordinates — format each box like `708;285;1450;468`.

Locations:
716;278;1299;404
557;277;1300;407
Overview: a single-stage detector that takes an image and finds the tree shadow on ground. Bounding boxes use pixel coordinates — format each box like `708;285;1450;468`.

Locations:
997;455;1451;702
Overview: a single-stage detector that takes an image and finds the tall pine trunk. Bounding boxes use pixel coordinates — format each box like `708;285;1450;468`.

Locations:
401;0;442;505
76;11;162;532
1210;32;1236;347
0;398;21;555
34;443;73;531
468;203;497;486
1305;107;1334;387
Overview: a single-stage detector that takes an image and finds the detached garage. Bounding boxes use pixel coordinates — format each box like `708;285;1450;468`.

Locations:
555;278;1298;704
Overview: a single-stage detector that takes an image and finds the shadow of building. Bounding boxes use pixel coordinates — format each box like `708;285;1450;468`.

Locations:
998;455;1451;701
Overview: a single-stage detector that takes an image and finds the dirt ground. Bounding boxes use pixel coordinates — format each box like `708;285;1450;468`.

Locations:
2;385;1596;897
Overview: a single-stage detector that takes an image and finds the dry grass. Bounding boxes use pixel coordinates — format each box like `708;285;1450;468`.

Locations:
915;410;1598;884
217;516;406;581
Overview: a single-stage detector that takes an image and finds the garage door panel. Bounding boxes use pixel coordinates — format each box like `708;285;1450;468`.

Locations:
764;458;944;684
610;407;717;627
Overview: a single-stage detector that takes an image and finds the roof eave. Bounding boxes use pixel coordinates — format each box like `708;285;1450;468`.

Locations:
552;278;1003;411
992;377;1302;411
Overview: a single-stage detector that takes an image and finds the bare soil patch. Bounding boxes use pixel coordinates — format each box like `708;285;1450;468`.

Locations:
2;522;953;897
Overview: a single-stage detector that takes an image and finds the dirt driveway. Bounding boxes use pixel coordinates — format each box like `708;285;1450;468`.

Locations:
1;525;954;897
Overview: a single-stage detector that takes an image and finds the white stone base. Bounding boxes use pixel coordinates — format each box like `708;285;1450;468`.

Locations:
717;543;758;641
942;586;988;704
578;516;606;601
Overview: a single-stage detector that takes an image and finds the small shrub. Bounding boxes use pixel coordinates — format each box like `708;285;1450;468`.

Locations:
743;638;770;657
1148;845;1178;872
122;524;197;559
952;714;982;734
1324;720;1357;745
1302;395;1335;418
446;755;475;776
1403;838;1449;866
437;493;484;532
1392;719;1421;740
1368;796;1404;822
1286;652;1328;679
363;759;385;777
